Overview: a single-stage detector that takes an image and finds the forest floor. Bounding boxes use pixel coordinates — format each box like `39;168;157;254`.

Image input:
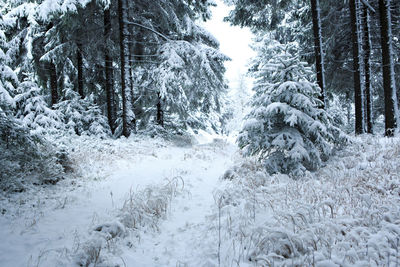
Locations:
0;132;237;267
0;133;400;267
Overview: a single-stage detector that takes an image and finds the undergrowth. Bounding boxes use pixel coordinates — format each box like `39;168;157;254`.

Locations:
74;176;185;266
209;136;400;266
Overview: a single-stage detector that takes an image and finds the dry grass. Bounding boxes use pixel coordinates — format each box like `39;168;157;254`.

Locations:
209;136;400;266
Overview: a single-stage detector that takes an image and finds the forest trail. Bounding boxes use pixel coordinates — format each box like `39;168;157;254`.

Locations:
0;136;236;266
121;139;235;266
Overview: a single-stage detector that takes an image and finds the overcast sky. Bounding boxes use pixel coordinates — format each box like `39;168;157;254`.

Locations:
202;0;255;90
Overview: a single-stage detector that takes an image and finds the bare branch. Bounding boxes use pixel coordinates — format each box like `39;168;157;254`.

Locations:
360;0;376;13
125;21;170;41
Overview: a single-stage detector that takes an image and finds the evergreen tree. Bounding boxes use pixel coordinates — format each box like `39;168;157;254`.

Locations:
378;0;399;136
0;18;63;190
362;3;373;133
310;0;325;107
349;0;364;135
55;79;110;137
14;76;63;134
150;36;228;131
238;42;346;176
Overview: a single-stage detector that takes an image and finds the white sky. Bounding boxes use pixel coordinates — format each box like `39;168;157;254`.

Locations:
202;0;255;90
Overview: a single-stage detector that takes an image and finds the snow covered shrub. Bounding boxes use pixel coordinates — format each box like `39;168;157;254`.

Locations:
14;77;63;134
0;110;65;191
209;136;400;266
0;32;64;191
238;42;347;176
119;176;184;231
55;80;110;138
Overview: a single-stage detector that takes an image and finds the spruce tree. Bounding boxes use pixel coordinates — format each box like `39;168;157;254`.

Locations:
14;76;63;135
238;42;346;176
55;79;110;137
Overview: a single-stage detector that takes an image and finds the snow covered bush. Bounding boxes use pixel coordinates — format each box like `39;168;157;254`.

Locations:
55;80;110;138
73;176;184;266
14;76;63;135
0;25;64;191
208;136;400;266
238;41;346;176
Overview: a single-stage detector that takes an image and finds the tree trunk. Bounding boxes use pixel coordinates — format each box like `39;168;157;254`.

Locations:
49;62;58;107
362;4;373;133
133;29;145;122
378;0;398;136
349;0;364;135
127;23;137;132
156;92;164;127
77;42;84;98
310;0;326;108
134;29;144;62
104;7;116;134
118;0;131;137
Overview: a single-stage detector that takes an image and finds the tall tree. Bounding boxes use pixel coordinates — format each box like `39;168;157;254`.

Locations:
103;7;116;134
76;41;84;98
349;0;364;134
362;3;373;133
118;0;132;137
378;0;398;136
49;62;58;107
310;0;326;107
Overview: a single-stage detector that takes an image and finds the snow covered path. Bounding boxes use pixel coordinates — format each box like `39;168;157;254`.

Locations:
0;136;235;267
121;141;234;266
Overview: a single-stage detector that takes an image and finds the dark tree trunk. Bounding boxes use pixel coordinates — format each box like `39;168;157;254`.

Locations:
378;0;398;136
310;0;326;108
118;0;130;137
77;42;84;98
104;8;116;134
127;26;137;133
156;92;164;127
362;4;373;133
349;0;364;135
134;29;144;62
133;29;145;123
49;62;58;107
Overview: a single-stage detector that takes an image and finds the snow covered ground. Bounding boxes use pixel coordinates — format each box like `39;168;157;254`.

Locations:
0;133;236;266
206;135;400;266
1;134;399;267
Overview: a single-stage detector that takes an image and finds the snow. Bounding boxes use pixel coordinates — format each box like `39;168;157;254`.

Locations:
0;132;400;266
0;135;236;266
207;135;400;266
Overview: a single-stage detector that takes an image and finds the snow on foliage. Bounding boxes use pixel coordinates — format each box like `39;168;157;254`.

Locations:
14;77;63;134
0;22;18;108
207;136;400;266
0;20;63;191
146;38;228;131
55;79;110;137
36;0;91;21
238;41;347;176
75;177;184;266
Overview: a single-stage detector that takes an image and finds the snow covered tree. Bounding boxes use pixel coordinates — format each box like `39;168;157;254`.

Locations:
310;0;325;107
14;76;63;134
362;3;373;134
149;36;228;131
378;0;399;136
349;0;364;135
0;0;227;138
55;79;111;137
0;18;64;190
238;41;346;176
127;1;228;132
